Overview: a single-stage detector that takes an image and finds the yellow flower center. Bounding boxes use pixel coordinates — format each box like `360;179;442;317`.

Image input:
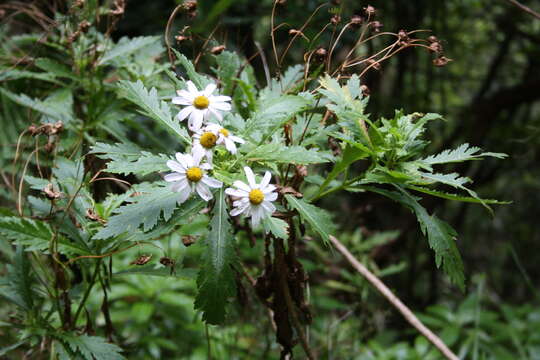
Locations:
248;189;264;205
193;95;210;109
200;132;217;149
219;128;229;137
186;167;203;182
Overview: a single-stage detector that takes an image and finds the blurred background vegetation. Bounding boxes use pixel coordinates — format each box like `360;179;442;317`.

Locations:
1;0;539;358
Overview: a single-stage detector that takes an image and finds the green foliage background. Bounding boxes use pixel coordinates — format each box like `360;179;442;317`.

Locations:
0;0;539;359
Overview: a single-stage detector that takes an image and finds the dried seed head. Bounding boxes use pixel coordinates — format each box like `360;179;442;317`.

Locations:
370;20;383;32
43;183;62;200
210;45;226;55
289;29;300;35
182;235;196;247
350;15;364;28
130;254;152;266
175;35;189;43
428;35;438;43
85;208;106;224
433;56;452;67
330;14;341;25
183;0;197;11
159;257;175;267
364;5;376;16
277;0;287;5
429;41;443;53
360;84;370;96
295;165;308;178
44;142;56;153
79;20;91;33
314;47;327;62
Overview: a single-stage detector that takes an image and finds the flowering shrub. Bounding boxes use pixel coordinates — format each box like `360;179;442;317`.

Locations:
0;1;507;358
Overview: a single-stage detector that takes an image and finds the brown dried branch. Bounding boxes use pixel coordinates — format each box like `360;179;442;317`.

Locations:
329;235;459;360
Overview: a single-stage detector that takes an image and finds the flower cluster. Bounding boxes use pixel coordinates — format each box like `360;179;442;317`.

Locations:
165;81;277;227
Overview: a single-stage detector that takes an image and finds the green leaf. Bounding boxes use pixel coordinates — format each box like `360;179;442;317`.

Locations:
0;87;73;122
34;58;76;80
117;80;190;144
90;142;169;176
58;334;125;360
408;185;509;205
114;266;197;278
173;49;212;89
99;36;160;65
421;143;507;165
317;144;368;195
0;246;35;310
262;216;289;240
212;51;242;94
243;143;332;164
93;184;184;239
365;186;465;289
244;94;309;135
194;189;236;324
285;195;335;244
0;216;91;255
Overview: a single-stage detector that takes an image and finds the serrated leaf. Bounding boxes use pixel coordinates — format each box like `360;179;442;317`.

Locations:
365;186;465;289
58;334;125;360
99;36;160;65
421;143;507;165
408;185;509;205
90;142;169;176
172;49;212;89
194;189;236;324
117;80;190;144
0;217;91;255
243;143;332;164
285;195;335;244
34;58;76;80
0;246;35;310
93;184;180;239
262;216;289;240
244;94;309;135
0;87;73;122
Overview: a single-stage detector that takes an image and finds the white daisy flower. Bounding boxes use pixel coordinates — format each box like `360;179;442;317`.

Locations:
172;81;232;131
205;123;245;155
225;166;278;228
164;151;222;203
192;127;219;165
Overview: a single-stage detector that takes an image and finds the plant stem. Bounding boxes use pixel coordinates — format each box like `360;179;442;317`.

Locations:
72;259;102;327
329;235;459;360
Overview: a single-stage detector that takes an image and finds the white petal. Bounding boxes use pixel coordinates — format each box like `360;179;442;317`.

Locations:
202;175;222;188
184;154;194;168
210;95;231;102
191;145;205;165
225;188;248;197
233;198;249;207
167;160;184;173
209;108;223;121
263;184;277;194
224;138;237;154
177;186;192;203
205;123;221;132
175;153;190;169
261;201;276;214
229;135;245;144
243;167;257;188
176;106;193;121
260;171;272;189
186;81;198;94
265;192;278;202
196;183;213;201
188;110;205;131
233;180;252;193
203;83;217;96
176;89;194;99
251;206;263;228
164;173;184;182
206;150;213;165
171;179;188;192
230;203;249;217
200;162;212;170
172;97;192;105
210;101;232;111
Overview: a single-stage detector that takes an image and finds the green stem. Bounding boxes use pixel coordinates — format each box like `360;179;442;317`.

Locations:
72;259;102;327
311;175;364;201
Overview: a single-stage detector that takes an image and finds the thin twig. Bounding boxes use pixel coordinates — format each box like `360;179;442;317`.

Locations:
504;0;540;19
165;4;185;66
328;235;459;360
